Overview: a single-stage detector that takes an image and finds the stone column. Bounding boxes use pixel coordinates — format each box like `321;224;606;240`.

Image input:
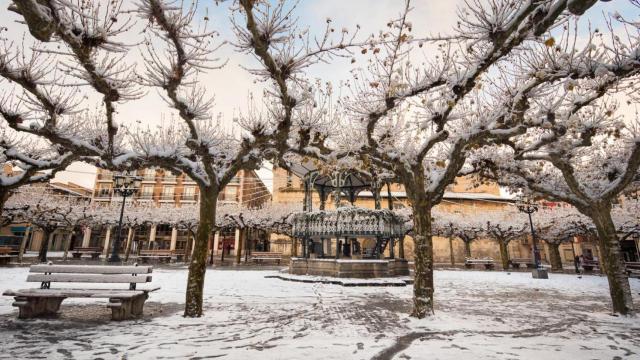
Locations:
213;231;220;255
170;227;178;251
234;229;240;255
149;225;157;249
82;227;91;247
102;226;111;257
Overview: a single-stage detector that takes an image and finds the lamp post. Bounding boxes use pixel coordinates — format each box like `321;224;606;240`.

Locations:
108;172;142;262
517;199;548;279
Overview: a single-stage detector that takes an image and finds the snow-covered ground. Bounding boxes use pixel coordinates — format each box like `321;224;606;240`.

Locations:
0;267;638;359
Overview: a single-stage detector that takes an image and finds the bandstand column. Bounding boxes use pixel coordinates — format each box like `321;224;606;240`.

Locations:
399;236;405;259
389;238;395;259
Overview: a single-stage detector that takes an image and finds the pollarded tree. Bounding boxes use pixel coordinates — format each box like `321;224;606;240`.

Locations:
0;126;76;219
133;0;363;317
433;209;486;262
480;210;528;270
471;21;640;314
534;205;589;271
336;0;603;317
4;190;92;262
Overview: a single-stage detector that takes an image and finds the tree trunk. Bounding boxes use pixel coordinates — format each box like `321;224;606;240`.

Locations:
498;240;509;270
398;236;405;259
184;229;195;263
0;188;9;225
548;242;563;272
18;225;30;263
63;231;72;261
38;229;51;263
589;207;634;315
236;228;244;265
449;236;455;265
464;240;472;258
124;227;134;262
184;187;218;317
291;238;298;257
405;179;434;318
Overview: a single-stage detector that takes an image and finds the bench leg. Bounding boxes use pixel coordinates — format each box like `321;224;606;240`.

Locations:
13;297;65;319
72;253;81;259
109;293;148;321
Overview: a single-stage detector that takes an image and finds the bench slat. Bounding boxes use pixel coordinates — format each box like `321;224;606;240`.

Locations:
30;265;153;274
27;274;152;283
3;287;159;298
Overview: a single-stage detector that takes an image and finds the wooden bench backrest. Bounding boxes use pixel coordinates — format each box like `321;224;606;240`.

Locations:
139;250;174;255
73;247;102;252
252;252;282;256
0;247;12;254
27;264;153;289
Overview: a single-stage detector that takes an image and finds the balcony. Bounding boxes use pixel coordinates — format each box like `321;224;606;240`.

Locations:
94;189;112;200
162;175;178;184
180;194;198;203
96;173;113;182
159;194;176;202
137;194;154;201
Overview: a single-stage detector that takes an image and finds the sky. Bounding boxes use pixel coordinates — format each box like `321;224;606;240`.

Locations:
0;0;637;191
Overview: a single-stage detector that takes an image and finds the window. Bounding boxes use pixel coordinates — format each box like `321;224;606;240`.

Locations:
225;187;238;202
183;186;196;200
161;186;174;200
140;185;153;199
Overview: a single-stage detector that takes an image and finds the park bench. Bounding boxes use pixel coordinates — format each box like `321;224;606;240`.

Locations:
138;249;176;263
581;259;599;272
625;262;640;278
510;258;536;269
464;258;495;270
0;246;16;265
72;247;102;260
251;252;283;265
2;264;158;321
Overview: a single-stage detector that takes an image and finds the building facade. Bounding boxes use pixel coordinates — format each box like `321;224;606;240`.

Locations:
87;168;270;258
269;167;606;268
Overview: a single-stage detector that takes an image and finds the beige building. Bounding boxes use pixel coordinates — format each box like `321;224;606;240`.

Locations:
269;167;600;268
87;168;270;258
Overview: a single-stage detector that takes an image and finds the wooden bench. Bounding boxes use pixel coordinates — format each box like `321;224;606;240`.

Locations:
625;262;640;278
72;247;103;260
251;252;283;265
510;258;536;269
0;246;15;265
464;258;495;270
582;259;599;272
138;249;176;263
2;264;159;321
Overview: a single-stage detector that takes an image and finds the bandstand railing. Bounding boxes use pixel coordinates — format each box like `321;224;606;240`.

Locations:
292;208;405;239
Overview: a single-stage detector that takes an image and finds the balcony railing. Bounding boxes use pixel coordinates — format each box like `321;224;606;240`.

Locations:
96;173;113;181
292;208;407;239
180;194;198;202
138;194;154;200
159;194;175;201
94;190;112;198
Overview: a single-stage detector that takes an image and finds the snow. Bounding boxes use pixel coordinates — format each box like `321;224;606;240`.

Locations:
0;267;639;359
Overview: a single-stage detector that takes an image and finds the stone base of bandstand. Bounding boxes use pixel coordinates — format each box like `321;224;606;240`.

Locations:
290;258;410;278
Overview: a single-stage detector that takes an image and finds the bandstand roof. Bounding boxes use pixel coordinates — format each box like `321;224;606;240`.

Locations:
287;160;372;190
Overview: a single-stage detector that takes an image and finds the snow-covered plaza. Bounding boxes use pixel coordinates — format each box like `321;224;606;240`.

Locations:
1;267;638;360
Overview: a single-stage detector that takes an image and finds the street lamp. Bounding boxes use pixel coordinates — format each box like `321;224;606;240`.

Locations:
517;199;548;279
108;172;142;262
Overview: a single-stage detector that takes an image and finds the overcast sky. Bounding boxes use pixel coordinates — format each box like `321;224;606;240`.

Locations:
0;0;635;191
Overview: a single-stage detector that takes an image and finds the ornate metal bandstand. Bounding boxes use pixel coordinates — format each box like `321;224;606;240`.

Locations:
287;161;410;278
